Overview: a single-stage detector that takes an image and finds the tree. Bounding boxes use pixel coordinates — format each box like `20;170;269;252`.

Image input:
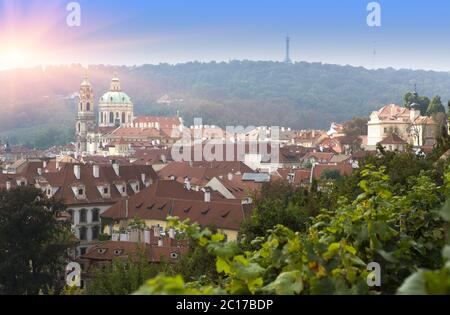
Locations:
0;187;75;295
404;91;430;115
427;95;446;116
239;181;324;248
135;163;448;295
87;251;166;295
320;169;343;181
343;117;368;136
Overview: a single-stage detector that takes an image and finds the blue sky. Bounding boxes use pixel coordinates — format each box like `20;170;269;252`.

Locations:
1;0;450;70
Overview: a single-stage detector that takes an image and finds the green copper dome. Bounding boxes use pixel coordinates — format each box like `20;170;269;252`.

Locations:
99;91;132;104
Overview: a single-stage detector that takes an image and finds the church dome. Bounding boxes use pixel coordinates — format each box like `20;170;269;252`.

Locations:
99;91;132;104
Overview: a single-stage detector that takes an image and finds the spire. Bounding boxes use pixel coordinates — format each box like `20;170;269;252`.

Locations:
284;36;292;64
110;72;121;91
81;69;91;87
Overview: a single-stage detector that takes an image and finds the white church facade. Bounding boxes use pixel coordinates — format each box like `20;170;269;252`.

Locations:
75;73;184;156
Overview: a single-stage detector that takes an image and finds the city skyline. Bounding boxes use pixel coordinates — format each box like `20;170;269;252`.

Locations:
1;0;450;71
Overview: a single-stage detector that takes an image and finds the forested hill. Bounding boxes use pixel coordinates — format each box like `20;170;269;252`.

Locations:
1;60;450;148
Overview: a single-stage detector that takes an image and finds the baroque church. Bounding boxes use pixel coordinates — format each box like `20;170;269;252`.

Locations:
75;73;183;155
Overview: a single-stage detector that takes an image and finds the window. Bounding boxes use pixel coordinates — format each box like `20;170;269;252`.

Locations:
80;209;87;223
109;112;114;123
97;248;107;254
122;112;126;123
68;209;74;224
384;127;387;134
86;102;90;111
92;208;100;222
78;188;84;196
103;187;109;195
79;247;87;256
122;186;126;193
79;227;87;241
92;226;99;240
170;252;179;259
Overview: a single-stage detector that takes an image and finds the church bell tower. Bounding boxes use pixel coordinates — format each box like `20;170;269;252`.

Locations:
75;73;95;153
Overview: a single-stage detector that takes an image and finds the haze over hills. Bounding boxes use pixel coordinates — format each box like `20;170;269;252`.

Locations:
1;60;450;148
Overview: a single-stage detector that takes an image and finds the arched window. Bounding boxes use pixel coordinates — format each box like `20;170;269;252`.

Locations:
77;122;81;132
122;112;126;123
80;103;83;111
86;102;90;111
109;112;114;124
100;112;103;124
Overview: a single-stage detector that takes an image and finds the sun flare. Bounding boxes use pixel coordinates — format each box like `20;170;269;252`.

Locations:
0;47;30;69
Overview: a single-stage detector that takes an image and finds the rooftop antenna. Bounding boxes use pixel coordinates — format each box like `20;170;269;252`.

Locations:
372;41;377;69
285;36;292;64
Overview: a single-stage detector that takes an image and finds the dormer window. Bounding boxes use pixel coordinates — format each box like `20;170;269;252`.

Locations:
113;249;123;256
103;187;109;194
78;188;84;196
170;252;179;259
97;248;107;255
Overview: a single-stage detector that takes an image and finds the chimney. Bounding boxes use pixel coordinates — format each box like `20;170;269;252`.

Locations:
112;163;120;176
6;181;11;191
93;165;100;178
125;199;129;218
169;228;175;239
410;107;420;121
43;160;47;169
37;168;42;176
141;173;146;184
144;229;150;244
154;227;161;237
227;173;233;181
204;188;211;203
184;177;191;190
158;239;163;247
74;165;81;180
56;161;60;170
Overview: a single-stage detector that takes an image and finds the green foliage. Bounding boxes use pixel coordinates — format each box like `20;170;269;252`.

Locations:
136;163;447;295
86;252;166;295
59;285;85;295
343;117;369;136
239;181;325;247
5;62;450;149
126;218;147;230
0;187;75;295
397;198;450;295
403;91;430;115
427;95;446;116
321;169;343;181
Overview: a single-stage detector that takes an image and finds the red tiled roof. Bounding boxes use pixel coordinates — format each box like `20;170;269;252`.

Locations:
378;134;408;145
312;163;353;180
80;241;186;263
102;180;252;231
39;164;158;205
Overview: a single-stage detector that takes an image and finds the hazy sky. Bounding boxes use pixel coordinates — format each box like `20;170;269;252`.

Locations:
1;0;450;71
